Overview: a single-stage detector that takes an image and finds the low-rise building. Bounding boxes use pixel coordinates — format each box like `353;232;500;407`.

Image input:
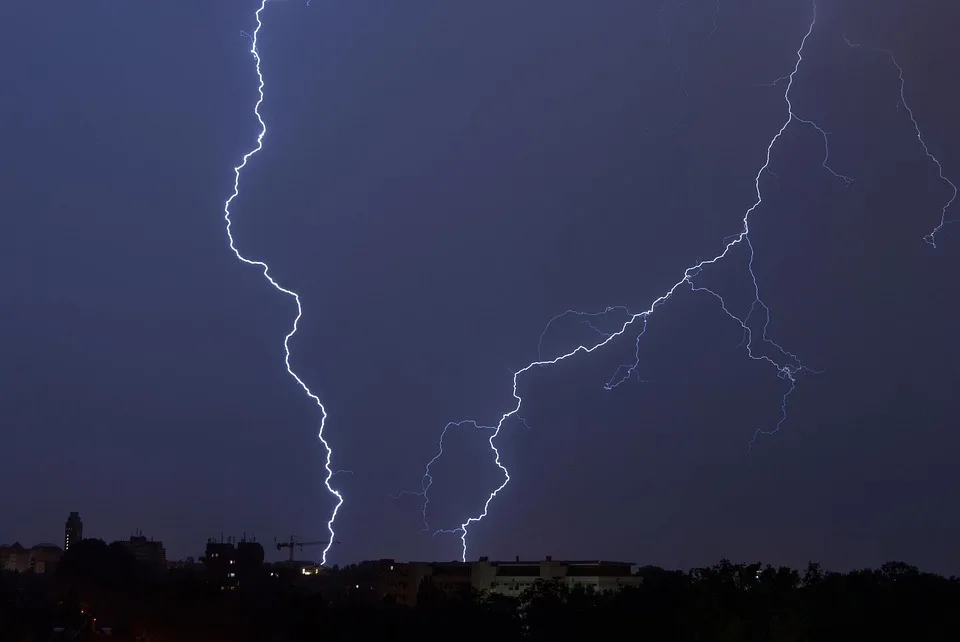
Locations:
473;556;639;596
0;542;29;572
379;556;638;604
29;544;63;574
117;533;166;573
0;542;63;574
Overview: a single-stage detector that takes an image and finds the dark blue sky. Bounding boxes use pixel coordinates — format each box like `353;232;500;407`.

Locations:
2;0;958;573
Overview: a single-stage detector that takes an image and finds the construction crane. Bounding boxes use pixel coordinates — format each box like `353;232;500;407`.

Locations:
274;535;340;563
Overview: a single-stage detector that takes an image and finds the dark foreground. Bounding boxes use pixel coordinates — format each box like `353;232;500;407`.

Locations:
2;552;958;641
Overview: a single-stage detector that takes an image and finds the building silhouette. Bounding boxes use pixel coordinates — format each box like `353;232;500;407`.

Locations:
64;511;82;551
202;535;265;588
117;531;166;573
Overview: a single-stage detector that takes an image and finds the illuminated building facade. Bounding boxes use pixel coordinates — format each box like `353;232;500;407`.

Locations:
0;542;63;574
380;556;639;605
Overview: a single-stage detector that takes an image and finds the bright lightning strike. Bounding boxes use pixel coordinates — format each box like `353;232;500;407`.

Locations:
390;420;496;533
223;0;343;565
843;35;958;247
402;1;854;563
536;306;634;361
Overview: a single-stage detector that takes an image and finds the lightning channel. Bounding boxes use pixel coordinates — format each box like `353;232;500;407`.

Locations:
536;306;634;360
390;420;496;533
223;0;343;565
843;35;958;247
406;1;846;563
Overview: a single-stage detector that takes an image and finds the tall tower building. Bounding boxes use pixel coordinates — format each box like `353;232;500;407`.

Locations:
64;512;83;551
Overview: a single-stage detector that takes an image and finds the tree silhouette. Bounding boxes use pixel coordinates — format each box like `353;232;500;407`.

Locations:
2;557;957;640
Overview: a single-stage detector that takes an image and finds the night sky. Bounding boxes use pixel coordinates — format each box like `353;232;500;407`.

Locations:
3;0;958;573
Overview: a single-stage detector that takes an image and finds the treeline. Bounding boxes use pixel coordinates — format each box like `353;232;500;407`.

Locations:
2;549;959;641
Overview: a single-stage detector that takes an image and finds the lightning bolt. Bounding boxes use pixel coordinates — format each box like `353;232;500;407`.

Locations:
390;420;496;533
402;1;857;563
536;306;634;361
843;36;958;247
223;0;343;565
